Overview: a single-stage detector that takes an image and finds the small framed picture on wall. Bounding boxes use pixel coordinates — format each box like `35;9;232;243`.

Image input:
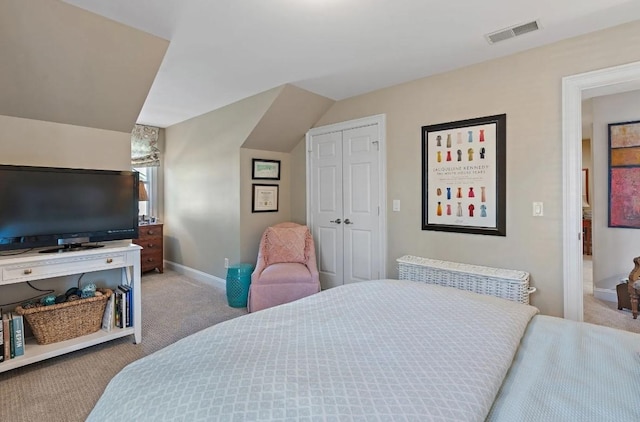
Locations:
252;159;280;180
252;184;279;212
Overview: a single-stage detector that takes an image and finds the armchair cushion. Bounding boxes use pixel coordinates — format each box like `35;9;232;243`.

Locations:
264;226;307;265
258;263;313;284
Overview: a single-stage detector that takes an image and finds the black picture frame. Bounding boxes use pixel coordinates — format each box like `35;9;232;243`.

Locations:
252;159;281;180
252;184;279;213
421;114;506;236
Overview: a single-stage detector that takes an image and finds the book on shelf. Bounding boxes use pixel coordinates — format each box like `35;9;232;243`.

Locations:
0;312;3;363
118;284;132;328
127;285;133;327
117;286;127;328
113;289;121;329
9;312;14;359
128;286;133;327
2;313;9;361
101;293;115;332
12;314;24;357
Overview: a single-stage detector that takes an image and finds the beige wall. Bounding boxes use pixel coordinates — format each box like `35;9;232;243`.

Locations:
311;20;640;316
163;88;281;279
0;115;130;169
239;148;292;265
290;138;308;224
591;89;640;284
0;0;167;133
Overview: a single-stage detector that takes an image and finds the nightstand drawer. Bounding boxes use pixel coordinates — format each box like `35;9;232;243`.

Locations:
140;247;161;260
138;225;162;240
137;240;161;250
140;251;162;272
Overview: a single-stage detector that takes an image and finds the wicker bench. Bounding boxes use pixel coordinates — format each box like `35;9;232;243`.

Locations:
397;255;535;305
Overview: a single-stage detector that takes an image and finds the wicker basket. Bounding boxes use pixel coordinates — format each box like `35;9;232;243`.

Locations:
14;288;112;345
397;255;535;304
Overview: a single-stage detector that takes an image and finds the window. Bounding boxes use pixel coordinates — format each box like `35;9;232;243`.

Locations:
131;124;161;221
134;166;157;219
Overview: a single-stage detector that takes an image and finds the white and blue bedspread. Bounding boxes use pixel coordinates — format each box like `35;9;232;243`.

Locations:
488;315;640;421
88;280;538;422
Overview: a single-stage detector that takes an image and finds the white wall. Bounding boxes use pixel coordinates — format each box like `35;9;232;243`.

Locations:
591;89;640;284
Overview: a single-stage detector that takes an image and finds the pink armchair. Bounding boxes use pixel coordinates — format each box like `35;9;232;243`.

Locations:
247;222;320;312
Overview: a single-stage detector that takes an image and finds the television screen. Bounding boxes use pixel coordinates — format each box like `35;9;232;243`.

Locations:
0;165;139;252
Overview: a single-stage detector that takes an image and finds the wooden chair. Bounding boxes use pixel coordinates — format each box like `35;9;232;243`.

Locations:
627;256;640;319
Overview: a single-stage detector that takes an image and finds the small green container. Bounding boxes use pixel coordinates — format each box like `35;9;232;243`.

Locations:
226;263;254;308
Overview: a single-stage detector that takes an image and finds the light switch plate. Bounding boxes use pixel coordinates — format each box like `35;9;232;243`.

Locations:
533;202;543;216
393;199;400;212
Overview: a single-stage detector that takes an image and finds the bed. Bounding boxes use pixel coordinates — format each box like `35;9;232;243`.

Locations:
88;278;640;421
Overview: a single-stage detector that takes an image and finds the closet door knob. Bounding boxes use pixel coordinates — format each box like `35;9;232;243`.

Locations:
330;218;342;224
344;219;353;225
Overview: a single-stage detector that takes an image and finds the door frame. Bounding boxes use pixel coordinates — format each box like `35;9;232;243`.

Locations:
306;114;388;280
562;60;640;321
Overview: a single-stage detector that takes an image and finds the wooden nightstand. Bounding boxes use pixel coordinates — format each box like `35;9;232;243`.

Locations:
134;223;163;273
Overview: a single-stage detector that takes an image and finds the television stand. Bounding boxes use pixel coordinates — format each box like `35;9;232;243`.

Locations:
39;243;105;254
0;241;141;373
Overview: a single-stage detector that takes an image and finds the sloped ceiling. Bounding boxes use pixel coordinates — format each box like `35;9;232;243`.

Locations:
59;0;640;129
242;85;334;153
0;0;168;133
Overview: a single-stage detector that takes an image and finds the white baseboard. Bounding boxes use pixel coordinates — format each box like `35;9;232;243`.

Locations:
593;287;617;303
164;260;226;288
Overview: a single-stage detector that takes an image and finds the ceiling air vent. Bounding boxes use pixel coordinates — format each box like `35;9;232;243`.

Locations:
486;20;540;44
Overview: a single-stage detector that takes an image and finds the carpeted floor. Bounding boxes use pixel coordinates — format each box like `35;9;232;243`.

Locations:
583;256;640;334
0;270;247;422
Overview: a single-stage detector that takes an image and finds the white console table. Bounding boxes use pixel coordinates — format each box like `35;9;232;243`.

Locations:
0;241;141;373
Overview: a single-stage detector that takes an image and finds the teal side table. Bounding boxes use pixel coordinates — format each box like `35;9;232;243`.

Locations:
226;263;254;308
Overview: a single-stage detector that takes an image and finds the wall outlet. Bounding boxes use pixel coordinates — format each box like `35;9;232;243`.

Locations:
224;258;229;268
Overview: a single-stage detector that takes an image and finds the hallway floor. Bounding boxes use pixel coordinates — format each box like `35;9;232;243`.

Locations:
583;256;640;334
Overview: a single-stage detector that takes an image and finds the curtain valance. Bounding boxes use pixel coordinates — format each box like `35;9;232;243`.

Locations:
131;124;160;167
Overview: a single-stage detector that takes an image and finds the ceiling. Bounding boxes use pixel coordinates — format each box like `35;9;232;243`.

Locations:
61;0;640;129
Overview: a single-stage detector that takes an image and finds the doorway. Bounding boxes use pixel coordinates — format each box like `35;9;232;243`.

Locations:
562;60;640;321
306;114;387;290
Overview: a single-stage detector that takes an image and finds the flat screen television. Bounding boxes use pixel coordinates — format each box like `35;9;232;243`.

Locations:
0;165;139;253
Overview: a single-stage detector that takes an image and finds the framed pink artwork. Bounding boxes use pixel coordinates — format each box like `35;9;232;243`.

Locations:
609;120;640;228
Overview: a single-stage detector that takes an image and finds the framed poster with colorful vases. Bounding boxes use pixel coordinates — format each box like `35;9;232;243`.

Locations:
421;114;506;236
608;120;640;228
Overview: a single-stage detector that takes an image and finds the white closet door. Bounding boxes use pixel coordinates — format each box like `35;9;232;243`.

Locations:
309;123;381;289
310;130;344;290
342;124;380;283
